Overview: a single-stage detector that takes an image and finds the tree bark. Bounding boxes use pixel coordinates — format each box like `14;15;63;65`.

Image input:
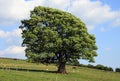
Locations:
57;62;67;74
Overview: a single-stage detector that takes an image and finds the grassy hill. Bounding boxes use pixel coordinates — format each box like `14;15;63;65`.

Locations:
0;58;120;81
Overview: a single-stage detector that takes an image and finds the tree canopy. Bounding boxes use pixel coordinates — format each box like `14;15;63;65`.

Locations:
19;6;98;73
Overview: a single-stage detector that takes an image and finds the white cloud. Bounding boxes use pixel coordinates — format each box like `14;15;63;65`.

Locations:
4;46;25;54
0;29;22;46
69;0;119;30
0;29;25;59
0;29;21;38
112;18;120;27
43;0;70;10
0;46;26;59
0;0;27;24
0;0;62;24
0;0;45;25
0;30;5;37
0;0;70;25
0;0;120;30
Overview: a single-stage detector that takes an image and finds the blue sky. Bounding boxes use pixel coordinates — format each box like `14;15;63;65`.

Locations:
0;0;120;69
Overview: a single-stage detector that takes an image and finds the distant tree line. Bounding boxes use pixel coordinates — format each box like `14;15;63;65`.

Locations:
115;68;120;72
75;64;113;71
69;62;120;72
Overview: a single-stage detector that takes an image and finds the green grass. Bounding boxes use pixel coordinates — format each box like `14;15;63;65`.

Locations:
0;58;120;81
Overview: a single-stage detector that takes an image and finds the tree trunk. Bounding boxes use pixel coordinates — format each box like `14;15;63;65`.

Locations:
57;62;67;74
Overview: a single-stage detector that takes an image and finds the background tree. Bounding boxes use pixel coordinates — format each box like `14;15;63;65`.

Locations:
19;6;98;74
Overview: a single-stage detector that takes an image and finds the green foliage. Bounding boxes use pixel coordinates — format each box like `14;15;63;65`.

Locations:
87;64;95;68
78;63;113;72
95;64;105;70
88;64;113;71
116;68;120;72
19;6;97;73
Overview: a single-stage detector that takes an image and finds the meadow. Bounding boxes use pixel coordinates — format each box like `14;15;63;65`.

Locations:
0;58;120;81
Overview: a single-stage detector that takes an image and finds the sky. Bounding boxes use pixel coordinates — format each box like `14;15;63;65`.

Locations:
0;0;120;69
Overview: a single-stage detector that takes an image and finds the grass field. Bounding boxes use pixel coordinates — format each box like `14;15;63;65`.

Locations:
0;58;120;81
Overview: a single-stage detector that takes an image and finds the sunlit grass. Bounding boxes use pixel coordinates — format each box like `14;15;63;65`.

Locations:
0;58;120;81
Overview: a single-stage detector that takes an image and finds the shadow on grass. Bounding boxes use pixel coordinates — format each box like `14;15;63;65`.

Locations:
0;67;57;73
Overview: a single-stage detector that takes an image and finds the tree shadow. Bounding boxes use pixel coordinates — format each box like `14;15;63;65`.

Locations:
0;67;57;73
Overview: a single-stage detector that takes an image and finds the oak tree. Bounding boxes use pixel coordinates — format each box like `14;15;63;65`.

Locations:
19;6;98;74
